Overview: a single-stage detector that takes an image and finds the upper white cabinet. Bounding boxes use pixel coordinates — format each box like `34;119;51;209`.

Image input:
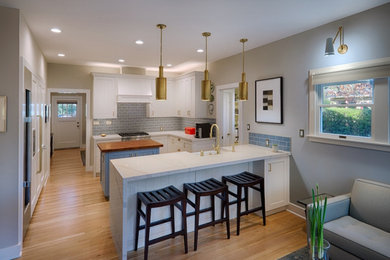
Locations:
147;71;208;118
93;76;117;119
147;79;176;117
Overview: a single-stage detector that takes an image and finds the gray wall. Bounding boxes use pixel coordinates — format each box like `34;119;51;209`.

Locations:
209;4;390;204
92;103;215;135
0;6;20;250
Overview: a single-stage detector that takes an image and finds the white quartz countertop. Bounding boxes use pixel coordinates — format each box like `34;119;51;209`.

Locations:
148;130;214;142
111;144;290;181
92;134;121;141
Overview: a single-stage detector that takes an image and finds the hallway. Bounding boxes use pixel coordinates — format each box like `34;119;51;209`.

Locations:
21;149;118;259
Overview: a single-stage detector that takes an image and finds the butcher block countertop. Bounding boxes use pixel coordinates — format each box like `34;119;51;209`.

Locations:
97;139;163;152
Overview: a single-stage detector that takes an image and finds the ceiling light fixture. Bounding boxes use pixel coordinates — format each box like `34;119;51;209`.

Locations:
118;59;125;63
197;49;204;53
201;32;211;101
238;38;248;101
57;53;65;57
155;24;167;100
135;40;144;45
51;28;62;33
325;26;348;56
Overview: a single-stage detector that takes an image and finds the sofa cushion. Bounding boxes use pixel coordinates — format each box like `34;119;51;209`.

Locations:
350;179;390;232
324;216;390;260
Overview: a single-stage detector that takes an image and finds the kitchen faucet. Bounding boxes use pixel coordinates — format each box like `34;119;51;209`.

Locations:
210;123;220;154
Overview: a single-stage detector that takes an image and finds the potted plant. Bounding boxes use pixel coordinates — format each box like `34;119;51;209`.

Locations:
308;184;329;260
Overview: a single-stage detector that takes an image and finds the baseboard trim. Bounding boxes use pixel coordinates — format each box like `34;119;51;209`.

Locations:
0;243;21;260
287;202;306;219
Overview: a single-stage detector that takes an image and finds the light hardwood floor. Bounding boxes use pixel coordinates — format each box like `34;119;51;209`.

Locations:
21;148;307;260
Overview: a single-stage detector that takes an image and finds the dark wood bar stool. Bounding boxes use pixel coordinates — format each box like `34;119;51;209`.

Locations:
135;185;188;260
222;171;266;235
183;178;230;251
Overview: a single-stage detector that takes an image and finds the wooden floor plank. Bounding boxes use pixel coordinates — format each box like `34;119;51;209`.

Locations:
21;148;307;260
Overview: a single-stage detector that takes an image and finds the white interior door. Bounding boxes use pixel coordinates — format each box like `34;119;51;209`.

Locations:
52;96;82;149
221;89;235;146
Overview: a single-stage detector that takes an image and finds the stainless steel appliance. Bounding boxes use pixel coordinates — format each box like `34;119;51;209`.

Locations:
118;132;151;141
195;123;212;138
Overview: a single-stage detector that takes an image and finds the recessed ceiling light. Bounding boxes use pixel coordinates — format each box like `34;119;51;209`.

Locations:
57;53;65;57
51;28;62;33
135;40;144;45
118;59;125;63
167;64;172;67
197;49;204;53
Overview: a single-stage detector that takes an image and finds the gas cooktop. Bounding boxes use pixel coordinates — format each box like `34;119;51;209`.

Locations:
118;132;149;137
118;132;150;141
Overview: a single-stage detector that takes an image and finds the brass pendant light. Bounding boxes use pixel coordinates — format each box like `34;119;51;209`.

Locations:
238;38;248;101
201;32;211;101
156;24;167;100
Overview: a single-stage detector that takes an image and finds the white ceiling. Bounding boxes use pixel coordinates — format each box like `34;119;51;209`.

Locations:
1;0;389;73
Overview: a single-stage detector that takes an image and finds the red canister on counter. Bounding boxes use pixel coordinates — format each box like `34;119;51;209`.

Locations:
185;127;196;135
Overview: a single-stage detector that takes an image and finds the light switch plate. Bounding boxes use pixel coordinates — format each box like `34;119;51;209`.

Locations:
299;129;304;137
105;120;112;125
93;120;100;125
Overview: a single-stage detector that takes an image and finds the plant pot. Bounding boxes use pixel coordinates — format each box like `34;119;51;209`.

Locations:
310;239;330;260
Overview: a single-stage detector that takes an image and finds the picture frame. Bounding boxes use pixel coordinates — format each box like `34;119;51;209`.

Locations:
0;96;6;132
255;77;283;124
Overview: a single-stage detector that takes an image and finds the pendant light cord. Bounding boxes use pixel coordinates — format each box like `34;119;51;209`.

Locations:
205;35;208;70
160;28;163;67
242;41;245;73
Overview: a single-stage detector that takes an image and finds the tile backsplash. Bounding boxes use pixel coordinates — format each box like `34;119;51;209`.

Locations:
92;103;215;135
249;132;291;152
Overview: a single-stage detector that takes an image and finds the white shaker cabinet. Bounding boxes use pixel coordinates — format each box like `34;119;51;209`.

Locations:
147;79;176;117
150;135;168;153
93;76;117;119
264;157;290;211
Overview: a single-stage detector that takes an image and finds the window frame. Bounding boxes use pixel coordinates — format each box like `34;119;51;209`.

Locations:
308;57;390;152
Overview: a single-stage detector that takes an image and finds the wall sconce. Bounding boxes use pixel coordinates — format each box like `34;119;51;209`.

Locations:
325;26;348;56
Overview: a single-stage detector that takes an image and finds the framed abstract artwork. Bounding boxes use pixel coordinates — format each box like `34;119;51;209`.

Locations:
255;77;283;124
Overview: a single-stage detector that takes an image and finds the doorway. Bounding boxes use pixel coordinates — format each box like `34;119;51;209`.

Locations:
216;83;243;147
52;95;82;149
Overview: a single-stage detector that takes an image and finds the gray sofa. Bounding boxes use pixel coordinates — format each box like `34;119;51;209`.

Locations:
307;179;390;260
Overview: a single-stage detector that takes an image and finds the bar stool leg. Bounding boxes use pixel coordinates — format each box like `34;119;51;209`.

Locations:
236;185;242;235
194;195;201;251
221;178;227;219
224;189;230;239
144;206;151;260
210;195;215;226
134;198;141;251
181;198;188;254
170;204;175;235
244;187;249;213
260;180;266;225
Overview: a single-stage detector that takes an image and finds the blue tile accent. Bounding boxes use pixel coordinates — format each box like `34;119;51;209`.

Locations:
248;132;291;152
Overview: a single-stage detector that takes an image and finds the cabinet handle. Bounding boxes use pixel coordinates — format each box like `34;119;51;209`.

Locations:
268;163;272;172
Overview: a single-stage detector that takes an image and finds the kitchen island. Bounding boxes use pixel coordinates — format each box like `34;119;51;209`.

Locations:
98;139;163;198
109;144;290;259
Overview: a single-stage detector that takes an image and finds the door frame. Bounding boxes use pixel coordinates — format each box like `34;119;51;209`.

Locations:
51;95;82;149
48;88;92;171
216;82;243;145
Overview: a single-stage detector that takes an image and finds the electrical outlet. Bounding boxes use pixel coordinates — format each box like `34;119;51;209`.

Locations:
247;124;250;131
265;139;270;147
105;120;112;125
160;127;164;131
299;129;304;137
93;120;100;125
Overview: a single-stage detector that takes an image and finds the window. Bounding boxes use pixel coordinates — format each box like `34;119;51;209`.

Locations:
319;80;373;138
57;102;77;118
309;58;390;152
